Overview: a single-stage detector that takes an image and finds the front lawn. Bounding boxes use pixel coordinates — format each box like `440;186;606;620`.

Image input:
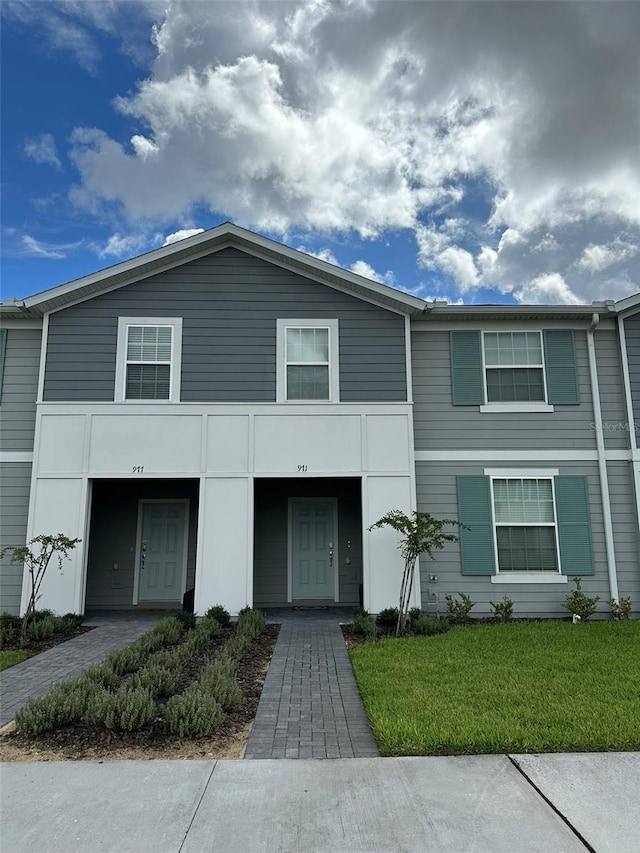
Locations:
0;651;31;672
349;620;640;755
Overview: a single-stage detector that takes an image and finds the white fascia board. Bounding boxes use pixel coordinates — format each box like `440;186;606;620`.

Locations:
415;449;632;462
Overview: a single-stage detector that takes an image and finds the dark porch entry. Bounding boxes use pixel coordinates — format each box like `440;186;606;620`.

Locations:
253;478;362;608
85;479;199;611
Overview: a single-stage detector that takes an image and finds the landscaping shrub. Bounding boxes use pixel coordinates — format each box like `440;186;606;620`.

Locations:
106;643;145;676
564;577;599;621
147;616;185;646
0;612;22;646
16;678;93;736
198;658;242;711
88;686;157;732
173;611;196;630
237;608;266;640
205;605;230;627
411;613;450;636
352;606;369;619
610;597;632;621
164;689;225;738
444;592;475;624
352;613;377;640
180;616;222;656
31;609;55;622
130;664;179;699
490;597;514;623
26;615;56;641
147;648;183;673
84;661;119;690
408;607;422;629
376;607;400;634
60;613;84;631
237;606;254;618
223;634;251;661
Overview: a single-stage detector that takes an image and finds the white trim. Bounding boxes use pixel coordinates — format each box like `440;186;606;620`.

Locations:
36;313;49;403
0;319;42;329
484;467;559;477
133;498;190;605
115;317;183;403
479;403;554;414
404;315;413;403
287;497;339;602
276;319;339;403
416;449;632;462
587;320;619;600
411;318;611;331
491;573;568;584
0;452;33;463
618;316;640;535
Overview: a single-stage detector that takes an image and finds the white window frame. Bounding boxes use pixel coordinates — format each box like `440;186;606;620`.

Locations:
276;318;339;403
479;330;554;413
115;317;183;403
485;467;566;584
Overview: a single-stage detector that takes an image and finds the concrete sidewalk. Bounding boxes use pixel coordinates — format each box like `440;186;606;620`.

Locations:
2;753;638;852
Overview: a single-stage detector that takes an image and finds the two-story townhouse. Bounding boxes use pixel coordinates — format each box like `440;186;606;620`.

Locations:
0;223;638;618
0;224;423;618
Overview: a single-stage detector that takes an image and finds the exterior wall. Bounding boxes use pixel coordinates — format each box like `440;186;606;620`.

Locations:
624;311;640;428
416;461;614;618
43;247;407;404
411;323;596;451
0;462;32;614
595;327;631;450
608;461;640;607
85;480;198;610
253;478;362;606
0;325;42;451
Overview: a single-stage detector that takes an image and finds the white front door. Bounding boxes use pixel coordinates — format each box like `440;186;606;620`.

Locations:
136;500;188;602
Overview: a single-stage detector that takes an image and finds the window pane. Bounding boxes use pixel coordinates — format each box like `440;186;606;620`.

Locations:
494;478;554;523
497;526;558;571
286;328;328;363
287;365;329;400
484;332;542;366
125;364;170;399
127;326;172;363
486;368;544;402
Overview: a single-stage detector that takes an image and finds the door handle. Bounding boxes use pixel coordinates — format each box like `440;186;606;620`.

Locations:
141;540;147;570
329;549;333;566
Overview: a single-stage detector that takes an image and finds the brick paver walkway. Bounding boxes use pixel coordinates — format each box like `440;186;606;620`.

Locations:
245;610;379;759
0;613;162;727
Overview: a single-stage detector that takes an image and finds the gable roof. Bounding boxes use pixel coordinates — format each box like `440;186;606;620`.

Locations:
0;222;425;318
615;292;640;316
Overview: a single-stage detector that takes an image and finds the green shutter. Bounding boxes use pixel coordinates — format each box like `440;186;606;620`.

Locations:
0;328;6;403
450;331;483;405
544;330;579;404
457;476;496;575
555;476;594;575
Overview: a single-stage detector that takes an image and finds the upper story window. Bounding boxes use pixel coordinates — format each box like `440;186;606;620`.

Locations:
276;319;339;403
115;317;182;402
483;332;545;403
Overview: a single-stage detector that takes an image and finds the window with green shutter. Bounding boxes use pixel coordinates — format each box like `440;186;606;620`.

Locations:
457;476;496;575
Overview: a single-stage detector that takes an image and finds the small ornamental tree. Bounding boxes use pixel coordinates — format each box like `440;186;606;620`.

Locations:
368;510;461;636
1;534;81;639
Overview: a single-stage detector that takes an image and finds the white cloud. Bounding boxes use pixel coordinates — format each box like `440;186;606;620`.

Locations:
349;260;396;286
514;273;582;305
97;233;149;258
21;235;67;259
162;228;204;246
24;133;62;169
575;239;638;273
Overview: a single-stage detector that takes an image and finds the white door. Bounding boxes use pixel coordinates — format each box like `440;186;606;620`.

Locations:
137;501;188;602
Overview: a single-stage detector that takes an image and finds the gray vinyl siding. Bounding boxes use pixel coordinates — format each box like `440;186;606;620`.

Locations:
608;461;640;610
44;248;407;403
416;461;611;618
0;327;41;451
624;311;640;431
0;462;31;614
84;480;198;610
411;326;596;450
253;478;362;606
595;328;630;449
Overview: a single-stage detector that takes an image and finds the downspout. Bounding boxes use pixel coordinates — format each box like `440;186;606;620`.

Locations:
587;313;619;601
618;315;640;541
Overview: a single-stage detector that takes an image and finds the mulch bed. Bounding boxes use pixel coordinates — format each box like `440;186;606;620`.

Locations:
1;624;280;760
1;625;94;655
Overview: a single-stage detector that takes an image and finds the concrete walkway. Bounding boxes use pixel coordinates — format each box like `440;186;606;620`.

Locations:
245;609;378;759
0;613;162;727
2;753;639;852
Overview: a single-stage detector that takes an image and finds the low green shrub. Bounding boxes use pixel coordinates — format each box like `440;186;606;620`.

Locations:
164;689;225;738
609;596;632;621
130;664;179;699
205;605;230;627
16;678;93;736
198;659;242;711
84;661;119;690
223;634;251;661
352;606;369;619
93;686;156;732
147;616;185;646
408;607;422;629
147;648;183;673
490;596;514;623
411;613;450;636
237;606;254;618
444;592;475;624
31;609;55;622
180;616;222;656
26;615;56;641
564;577;599;621
0;612;22;646
237;609;266;640
173;611;196;631
352;613;377;640
375;607;400;634
59;613;84;631
106;643;145;676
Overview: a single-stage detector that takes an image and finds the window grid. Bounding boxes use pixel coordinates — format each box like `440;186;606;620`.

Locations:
125;325;173;401
483;331;547;404
492;477;560;573
285;326;330;401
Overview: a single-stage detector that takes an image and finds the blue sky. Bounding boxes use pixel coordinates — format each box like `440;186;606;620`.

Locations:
2;1;639;305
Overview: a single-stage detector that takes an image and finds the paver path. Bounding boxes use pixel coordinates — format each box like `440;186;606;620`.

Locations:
0;613;162;727
245;611;379;759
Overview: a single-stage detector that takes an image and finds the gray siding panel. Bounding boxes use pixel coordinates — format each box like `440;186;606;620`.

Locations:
44;249;407;403
624;312;640;431
416;461;614;618
411;327;596;450
608;461;640;607
0;327;41;451
595;328;630;449
0;462;31;614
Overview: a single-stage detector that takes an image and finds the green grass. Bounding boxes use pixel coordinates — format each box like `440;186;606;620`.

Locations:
0;650;31;672
349;621;640;755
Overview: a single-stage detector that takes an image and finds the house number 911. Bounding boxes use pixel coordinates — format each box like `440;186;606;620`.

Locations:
297;465;308;472
132;466;144;473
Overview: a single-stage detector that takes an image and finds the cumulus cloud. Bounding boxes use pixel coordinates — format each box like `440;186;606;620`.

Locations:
24;133;62;169
162;228;204;246
22;1;640;302
97;233;150;258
